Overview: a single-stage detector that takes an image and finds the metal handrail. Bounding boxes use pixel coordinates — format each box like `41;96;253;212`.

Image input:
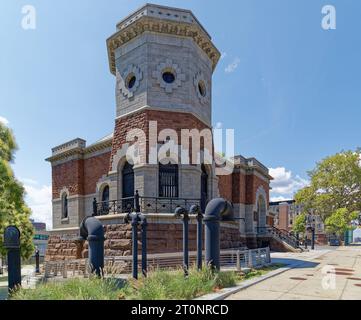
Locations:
93;193;202;216
43;247;271;279
257;226;299;248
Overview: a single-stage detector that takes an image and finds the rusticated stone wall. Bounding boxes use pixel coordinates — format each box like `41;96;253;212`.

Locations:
45;221;245;262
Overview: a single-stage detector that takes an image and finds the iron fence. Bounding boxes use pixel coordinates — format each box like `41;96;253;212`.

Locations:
93;194;202;216
43;247;271;279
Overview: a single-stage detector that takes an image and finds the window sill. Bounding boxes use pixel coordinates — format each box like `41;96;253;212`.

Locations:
61;218;69;224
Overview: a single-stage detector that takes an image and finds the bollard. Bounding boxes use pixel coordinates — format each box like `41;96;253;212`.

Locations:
134;190;141;213
311;228;315;250
125;212;148;280
204;198;234;271
175;207;189;277
190;205;203;271
80;217;105;277
4;226;21;293
236;250;241;271
92;198;98;216
131;214;139;280
248;250;253;268
140;215;148;277
266;247;271;264
35;248;40;274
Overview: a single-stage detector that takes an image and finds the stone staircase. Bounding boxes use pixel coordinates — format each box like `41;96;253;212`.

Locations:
262;226;303;253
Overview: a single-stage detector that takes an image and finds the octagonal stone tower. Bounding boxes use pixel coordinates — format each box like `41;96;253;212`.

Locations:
105;3;221;202
107;3;220;126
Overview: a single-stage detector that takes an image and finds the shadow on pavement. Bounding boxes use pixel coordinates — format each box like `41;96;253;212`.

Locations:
272;258;319;269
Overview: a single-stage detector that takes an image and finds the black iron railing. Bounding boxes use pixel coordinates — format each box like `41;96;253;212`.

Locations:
257;226;300;249
93;191;201;216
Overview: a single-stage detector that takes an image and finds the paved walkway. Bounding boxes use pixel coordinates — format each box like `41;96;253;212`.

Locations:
227;246;361;300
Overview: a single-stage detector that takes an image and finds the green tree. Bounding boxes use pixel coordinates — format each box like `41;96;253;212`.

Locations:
295;150;361;223
325;208;358;236
0;122;34;259
292;212;306;235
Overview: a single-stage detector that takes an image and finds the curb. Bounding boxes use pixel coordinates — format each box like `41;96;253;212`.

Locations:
195;250;331;301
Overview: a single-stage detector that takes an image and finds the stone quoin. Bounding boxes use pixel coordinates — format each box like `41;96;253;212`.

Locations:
45;3;274;261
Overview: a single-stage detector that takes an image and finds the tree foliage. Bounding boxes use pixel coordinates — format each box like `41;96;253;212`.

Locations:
295;150;361;225
325;208;358;236
292;212;306;234
0;122;34;259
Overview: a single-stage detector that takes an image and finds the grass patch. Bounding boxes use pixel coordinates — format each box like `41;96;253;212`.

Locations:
11;278;125;300
11;264;283;300
0;276;8;282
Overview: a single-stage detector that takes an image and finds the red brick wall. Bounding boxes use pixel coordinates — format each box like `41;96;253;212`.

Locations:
245;174;270;205
52;151;111;199
52;159;84;199
84;152;111;195
278;205;289;231
231;172;246;204
110;110;211;169
218;175;232;202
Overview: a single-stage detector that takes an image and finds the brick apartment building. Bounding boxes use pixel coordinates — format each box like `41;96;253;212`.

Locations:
45;4;277;261
269;200;327;244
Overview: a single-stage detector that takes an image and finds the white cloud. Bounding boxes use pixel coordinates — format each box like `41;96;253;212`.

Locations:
22;182;52;230
220;52;227;60
0;116;9;126
225;58;240;73
269;167;309;200
270;196;289;202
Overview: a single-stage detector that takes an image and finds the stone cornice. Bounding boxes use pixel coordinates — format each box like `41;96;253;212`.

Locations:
107;16;221;75
46;137;113;164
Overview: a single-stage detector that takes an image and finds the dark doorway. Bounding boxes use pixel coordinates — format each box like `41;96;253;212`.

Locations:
122;162;134;211
201;164;208;212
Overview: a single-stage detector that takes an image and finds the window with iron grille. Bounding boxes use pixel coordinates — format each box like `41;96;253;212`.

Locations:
159;164;179;198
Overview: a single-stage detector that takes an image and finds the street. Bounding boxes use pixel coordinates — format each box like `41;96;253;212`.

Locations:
227;246;361;300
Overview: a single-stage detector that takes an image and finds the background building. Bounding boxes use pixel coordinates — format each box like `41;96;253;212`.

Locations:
31;220;49;257
269;200;327;244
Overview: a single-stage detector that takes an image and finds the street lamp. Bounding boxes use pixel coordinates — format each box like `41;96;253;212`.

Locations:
305;213;315;250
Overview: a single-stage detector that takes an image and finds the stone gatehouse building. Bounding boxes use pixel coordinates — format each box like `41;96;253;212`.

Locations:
45;4;275;261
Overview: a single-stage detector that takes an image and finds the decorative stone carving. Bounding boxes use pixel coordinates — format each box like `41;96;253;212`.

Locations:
107;16;221;75
152;59;185;93
193;71;210;104
119;64;143;98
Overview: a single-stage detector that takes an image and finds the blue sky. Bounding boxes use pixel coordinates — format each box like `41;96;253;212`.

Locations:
1;0;360;227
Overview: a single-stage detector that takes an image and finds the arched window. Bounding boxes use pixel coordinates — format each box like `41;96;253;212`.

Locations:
159;163;178;198
122;162;134;211
101;185;110;214
61;194;68;219
102;185;110;203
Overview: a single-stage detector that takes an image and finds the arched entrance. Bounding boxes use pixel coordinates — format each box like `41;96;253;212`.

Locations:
201;164;208;212
122;162;134;211
255;195;267;234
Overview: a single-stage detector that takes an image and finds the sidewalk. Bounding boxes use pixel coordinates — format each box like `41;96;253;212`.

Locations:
226;247;361;300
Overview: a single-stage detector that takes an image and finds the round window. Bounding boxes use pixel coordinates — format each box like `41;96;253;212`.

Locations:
162;71;175;84
126;74;137;89
198;81;207;97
